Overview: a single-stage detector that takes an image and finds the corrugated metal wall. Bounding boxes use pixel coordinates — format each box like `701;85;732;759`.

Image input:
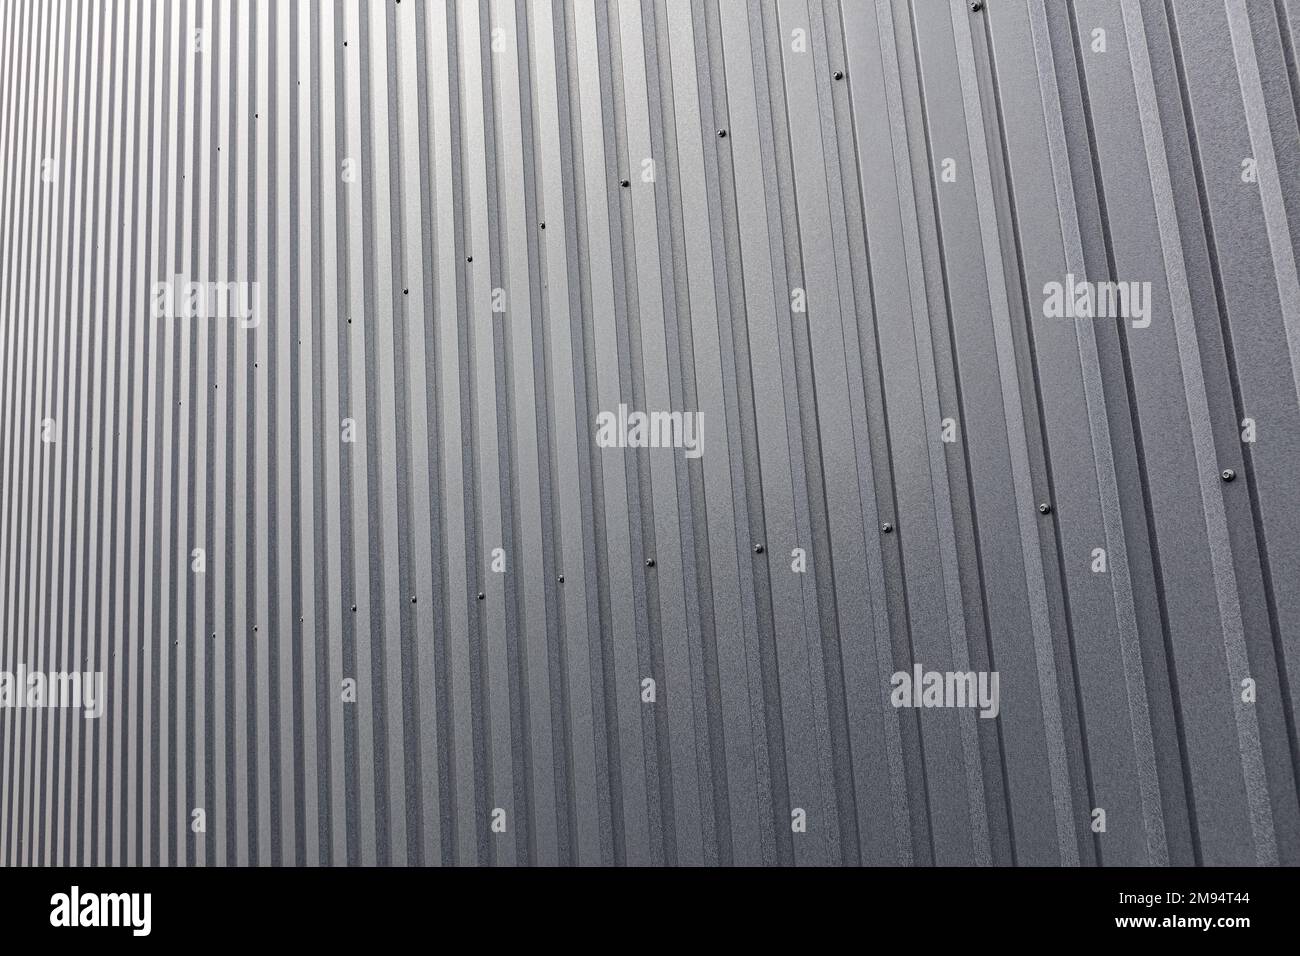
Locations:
1;0;1297;867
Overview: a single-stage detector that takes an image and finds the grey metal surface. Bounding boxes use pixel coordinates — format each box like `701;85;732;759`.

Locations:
1;0;1298;866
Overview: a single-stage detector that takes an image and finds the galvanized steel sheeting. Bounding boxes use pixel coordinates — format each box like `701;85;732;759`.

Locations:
0;0;1298;866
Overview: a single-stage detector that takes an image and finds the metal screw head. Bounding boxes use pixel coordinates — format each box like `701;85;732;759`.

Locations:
557;574;565;584
882;522;894;533
833;70;844;81
717;128;728;138
645;558;656;568
620;179;630;187
477;592;485;601
410;595;417;604
1221;468;1236;482
754;544;765;554
970;1;984;11
1038;502;1052;515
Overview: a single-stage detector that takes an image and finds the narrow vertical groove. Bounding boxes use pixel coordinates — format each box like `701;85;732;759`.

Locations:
1027;0;1167;865
949;0;1077;865
480;0;534;866
1119;0;1277;866
695;0;786;868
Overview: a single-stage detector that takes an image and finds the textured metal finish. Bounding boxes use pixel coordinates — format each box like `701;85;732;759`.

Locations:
1;0;1298;867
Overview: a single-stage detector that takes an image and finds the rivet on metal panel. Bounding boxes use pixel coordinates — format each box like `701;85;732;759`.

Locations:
645;558;656;568
717;128;728;138
1038;502;1052;515
467;255;473;262
620;178;630;187
351;604;357;612
477;592;485;600
1221;468;1236;482
833;70;844;81
539;222;546;229
882;522;894;533
557;574;565;583
410;596;417;604
970;1;984;11
754;543;765;554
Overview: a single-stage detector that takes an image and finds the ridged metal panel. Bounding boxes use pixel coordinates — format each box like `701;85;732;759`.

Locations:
1;0;1297;866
